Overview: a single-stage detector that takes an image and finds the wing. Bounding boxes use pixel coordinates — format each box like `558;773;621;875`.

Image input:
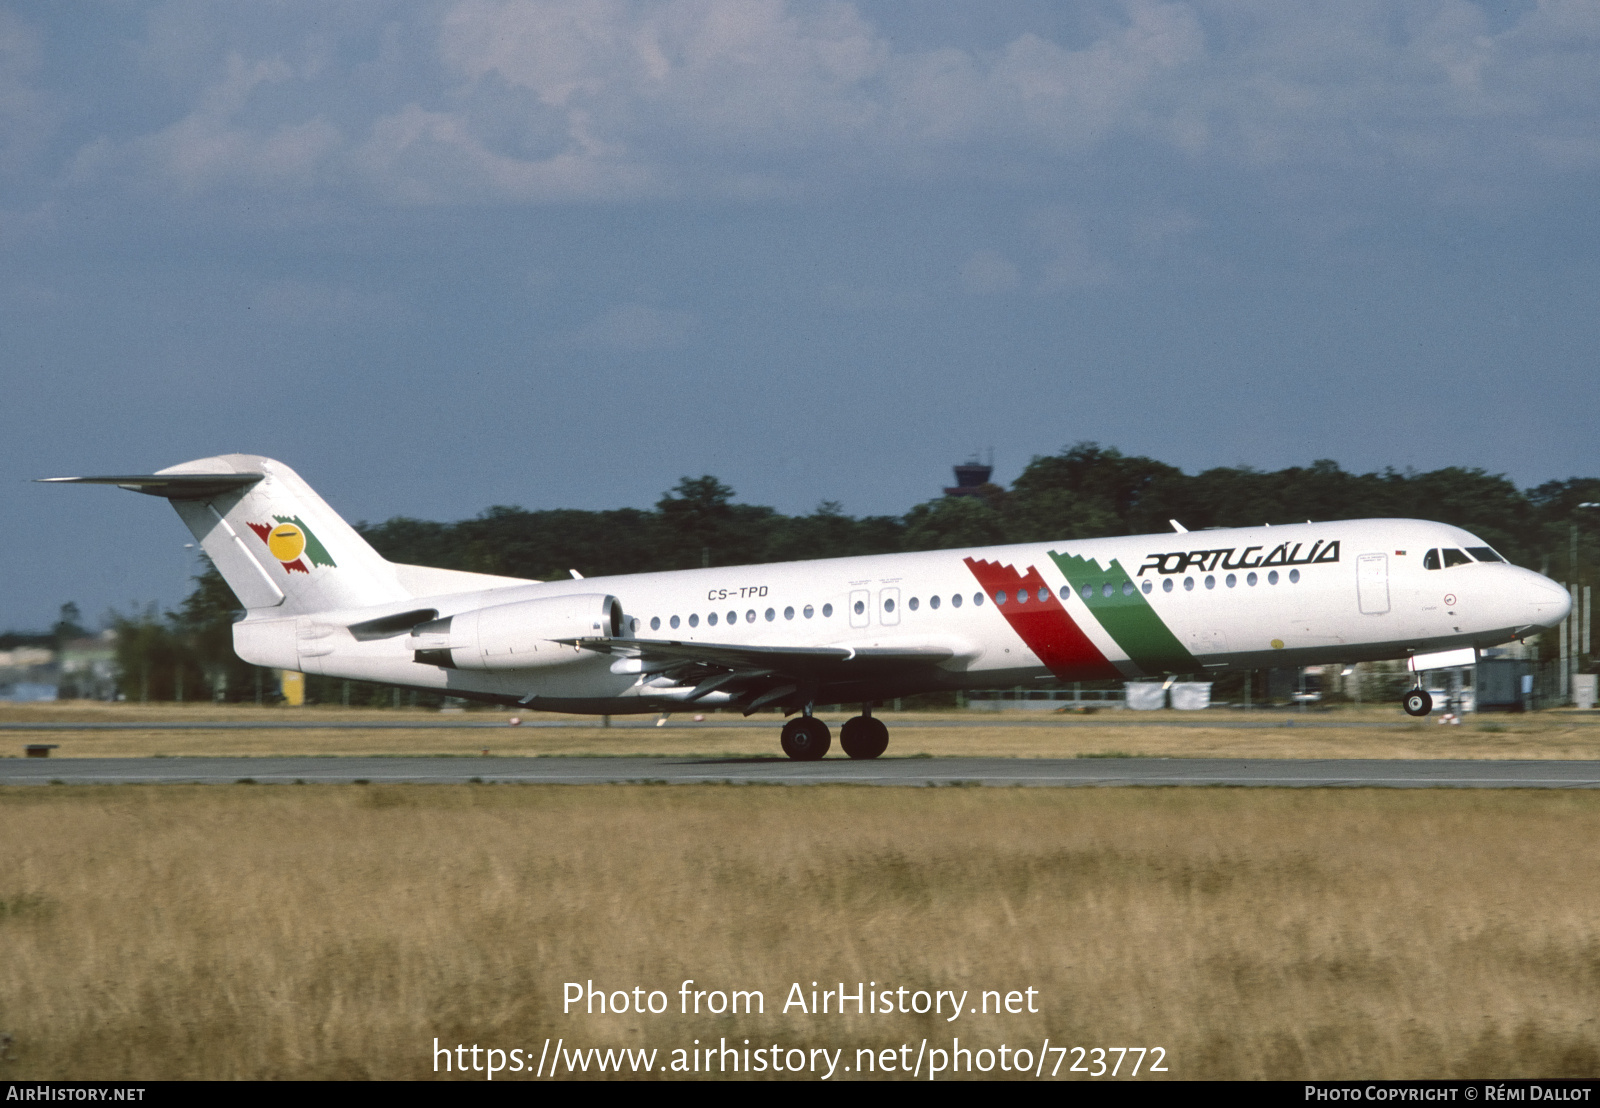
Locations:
559;635;970;714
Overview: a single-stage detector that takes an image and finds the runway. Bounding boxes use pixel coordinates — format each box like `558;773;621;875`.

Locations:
0;716;1441;731
5;755;1600;788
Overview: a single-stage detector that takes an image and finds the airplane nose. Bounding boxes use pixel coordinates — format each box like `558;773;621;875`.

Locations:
1522;573;1572;628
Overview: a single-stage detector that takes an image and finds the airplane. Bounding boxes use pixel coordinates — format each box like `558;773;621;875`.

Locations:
45;454;1572;759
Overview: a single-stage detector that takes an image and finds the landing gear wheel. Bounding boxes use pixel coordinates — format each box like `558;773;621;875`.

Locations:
840;715;889;760
780;716;832;761
1403;689;1433;717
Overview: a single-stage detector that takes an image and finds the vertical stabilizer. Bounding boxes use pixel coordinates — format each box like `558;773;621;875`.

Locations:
157;455;409;615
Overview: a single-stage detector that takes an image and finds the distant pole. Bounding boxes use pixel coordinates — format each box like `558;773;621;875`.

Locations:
1560;589;1570;703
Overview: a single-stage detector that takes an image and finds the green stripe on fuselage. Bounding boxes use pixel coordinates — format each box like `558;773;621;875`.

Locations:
1047;550;1196;675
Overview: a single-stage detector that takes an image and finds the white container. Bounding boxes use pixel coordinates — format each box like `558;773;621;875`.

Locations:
1575;673;1598;711
1124;682;1166;710
1170;682;1212;711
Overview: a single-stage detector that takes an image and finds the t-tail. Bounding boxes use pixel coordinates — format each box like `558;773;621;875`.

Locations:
41;454;522;616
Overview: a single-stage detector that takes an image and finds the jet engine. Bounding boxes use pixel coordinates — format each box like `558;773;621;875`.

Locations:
408;593;623;670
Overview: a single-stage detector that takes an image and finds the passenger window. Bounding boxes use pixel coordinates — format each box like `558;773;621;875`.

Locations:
1268;570;1279;585
1442;548;1472;568
1039;587;1049;602
1121;582;1133;597
853;600;865;615
746;610;756;623
1184;577;1194;591
995;590;1007;605
909;597;919;611
1081;583;1093;600
883;598;895;612
784;606;794;620
765;608;775;621
1141;581;1153;594
804;605;814;618
1162;579;1174;593
1247;572;1257;586
688;614;699;627
1289;569;1300;583
727;611;737;625
1204;575;1215;590
1101;583;1113;598
1423;549;1441;570
708;612;718;626
1225;574;1236;588
929;596;940;610
973;593;985;606
1015;590;1027;604
951;595;962;608
822;603;833;617
650;616;661;631
670;615;680;629
1466;546;1506;563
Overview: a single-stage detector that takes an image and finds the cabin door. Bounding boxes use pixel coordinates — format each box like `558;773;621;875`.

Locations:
1357;553;1390;615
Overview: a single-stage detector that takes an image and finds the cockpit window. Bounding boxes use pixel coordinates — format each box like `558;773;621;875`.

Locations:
1466;547;1506;563
1442;548;1472;568
1423;549;1441;570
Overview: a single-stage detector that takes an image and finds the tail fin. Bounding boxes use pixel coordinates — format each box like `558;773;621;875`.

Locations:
50;455;411;615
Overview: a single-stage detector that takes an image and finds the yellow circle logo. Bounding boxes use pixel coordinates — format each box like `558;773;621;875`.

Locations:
267;523;306;563
1270;638;1285;649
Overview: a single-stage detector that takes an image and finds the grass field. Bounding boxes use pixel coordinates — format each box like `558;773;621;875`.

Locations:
2;783;1598;1080
5;701;1600;760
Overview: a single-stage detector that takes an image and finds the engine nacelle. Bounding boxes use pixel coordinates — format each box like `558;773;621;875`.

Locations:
407;593;623;671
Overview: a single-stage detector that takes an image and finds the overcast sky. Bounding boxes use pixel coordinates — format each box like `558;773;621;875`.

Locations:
3;1;1597;631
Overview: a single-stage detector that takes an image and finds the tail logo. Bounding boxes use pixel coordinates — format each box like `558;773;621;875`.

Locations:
246;516;336;575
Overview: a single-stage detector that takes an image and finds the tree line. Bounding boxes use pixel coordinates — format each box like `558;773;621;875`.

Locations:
64;443;1600;703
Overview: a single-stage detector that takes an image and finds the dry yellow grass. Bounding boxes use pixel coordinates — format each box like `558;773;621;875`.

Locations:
5;700;1600;760
1;784;1597;1080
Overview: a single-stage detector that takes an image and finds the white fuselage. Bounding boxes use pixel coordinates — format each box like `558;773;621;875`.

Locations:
235;517;1570;712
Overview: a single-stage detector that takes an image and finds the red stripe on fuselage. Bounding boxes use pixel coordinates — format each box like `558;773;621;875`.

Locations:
963;557;1121;680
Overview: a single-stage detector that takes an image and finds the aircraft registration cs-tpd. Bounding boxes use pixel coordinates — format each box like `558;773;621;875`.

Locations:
48;455;1572;760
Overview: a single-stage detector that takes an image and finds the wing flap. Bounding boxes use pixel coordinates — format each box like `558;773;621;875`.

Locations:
562;636;957;673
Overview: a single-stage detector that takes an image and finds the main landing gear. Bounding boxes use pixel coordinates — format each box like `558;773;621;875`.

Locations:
780;714;830;760
1402;688;1433;717
779;704;890;761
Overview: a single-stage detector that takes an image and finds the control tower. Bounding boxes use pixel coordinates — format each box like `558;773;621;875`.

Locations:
944;454;995;499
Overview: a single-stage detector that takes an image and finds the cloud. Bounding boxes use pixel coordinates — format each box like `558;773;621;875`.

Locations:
247;278;391;325
960;249;1020;294
37;1;1600;211
0;9;54;174
119;52;343;193
565;302;697;350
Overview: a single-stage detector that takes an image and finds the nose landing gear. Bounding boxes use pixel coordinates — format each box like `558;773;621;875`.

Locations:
1402;688;1433;717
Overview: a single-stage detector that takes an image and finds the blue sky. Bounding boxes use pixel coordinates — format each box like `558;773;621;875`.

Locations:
3;1;1597;631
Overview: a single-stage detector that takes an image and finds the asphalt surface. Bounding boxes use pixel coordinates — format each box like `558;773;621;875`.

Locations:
4;755;1600;788
0;716;1452;731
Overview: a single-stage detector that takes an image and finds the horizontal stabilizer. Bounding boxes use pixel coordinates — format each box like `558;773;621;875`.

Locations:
38;474;263;500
